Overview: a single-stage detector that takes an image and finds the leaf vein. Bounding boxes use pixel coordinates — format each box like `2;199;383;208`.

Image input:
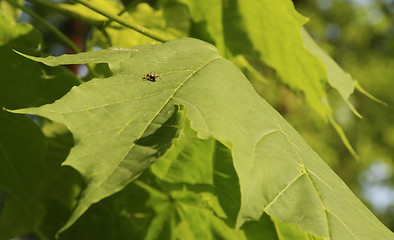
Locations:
264;173;304;211
265;110;331;239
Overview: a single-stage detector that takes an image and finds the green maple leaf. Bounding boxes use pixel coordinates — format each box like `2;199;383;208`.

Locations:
10;38;393;239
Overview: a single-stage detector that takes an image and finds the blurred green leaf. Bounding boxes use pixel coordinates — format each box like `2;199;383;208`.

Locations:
0;14;83;239
241;213;278;240
0;111;45;240
175;0;331;118
273;218;325;240
235;0;331;118
0;91;83;240
0;14;40;50
140;181;245;240
171;0;225;54
151;116;216;185
57;0;120;22
38;120;85;239
88;2;189;49
0;16;79;109
151;115;241;225
0;0;23;23
59;173;244;240
301;28;360;117
172;0;362;156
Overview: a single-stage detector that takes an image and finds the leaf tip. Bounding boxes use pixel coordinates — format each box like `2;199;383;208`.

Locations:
12;49;31;59
329;115;359;159
3;107;31;115
344;100;363;119
13;49;50;66
355;81;388;107
2;106;16;113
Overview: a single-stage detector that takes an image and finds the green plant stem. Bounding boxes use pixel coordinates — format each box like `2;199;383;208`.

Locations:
26;0;105;27
72;0;168;43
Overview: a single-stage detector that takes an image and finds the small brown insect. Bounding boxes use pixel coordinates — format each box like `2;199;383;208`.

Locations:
142;73;161;84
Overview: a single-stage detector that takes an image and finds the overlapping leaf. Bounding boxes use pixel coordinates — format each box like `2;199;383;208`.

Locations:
11;38;393;239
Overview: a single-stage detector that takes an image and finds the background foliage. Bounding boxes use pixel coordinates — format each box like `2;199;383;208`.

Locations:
292;0;394;229
0;0;393;239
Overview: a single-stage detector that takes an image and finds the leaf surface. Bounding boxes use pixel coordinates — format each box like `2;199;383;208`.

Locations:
11;38;393;239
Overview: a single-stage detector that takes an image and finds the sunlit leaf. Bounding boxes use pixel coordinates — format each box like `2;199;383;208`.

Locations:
301;28;360;117
10;38;393;239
